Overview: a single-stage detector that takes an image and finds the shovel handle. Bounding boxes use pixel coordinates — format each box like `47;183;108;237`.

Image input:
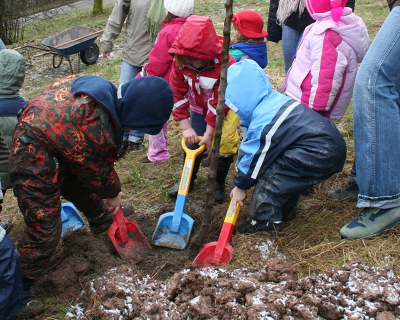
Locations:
114;208;128;243
213;199;241;260
178;137;206;196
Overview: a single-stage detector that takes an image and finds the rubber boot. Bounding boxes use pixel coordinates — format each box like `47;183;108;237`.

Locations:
169;152;202;198
214;155;234;204
18;278;44;319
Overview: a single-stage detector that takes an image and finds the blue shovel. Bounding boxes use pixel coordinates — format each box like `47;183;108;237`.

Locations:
61;202;84;237
153;137;205;249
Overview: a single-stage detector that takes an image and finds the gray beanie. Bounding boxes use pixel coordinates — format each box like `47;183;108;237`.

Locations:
0;49;25;97
164;0;194;18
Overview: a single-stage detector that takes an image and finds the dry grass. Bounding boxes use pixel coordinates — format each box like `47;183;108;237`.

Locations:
4;0;399;285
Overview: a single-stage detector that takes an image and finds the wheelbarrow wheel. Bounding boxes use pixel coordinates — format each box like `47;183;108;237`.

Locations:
80;43;99;65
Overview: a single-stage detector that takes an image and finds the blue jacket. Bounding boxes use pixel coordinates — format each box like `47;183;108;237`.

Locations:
225;59;346;190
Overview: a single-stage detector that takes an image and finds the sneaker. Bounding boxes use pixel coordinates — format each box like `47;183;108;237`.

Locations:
128;142;144;152
18;290;44;319
88;203;134;234
327;181;359;202
237;219;282;234
340;207;400;239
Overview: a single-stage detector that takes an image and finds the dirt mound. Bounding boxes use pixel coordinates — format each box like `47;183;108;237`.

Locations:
63;257;400;320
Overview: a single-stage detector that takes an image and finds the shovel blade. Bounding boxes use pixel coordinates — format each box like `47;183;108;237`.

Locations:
61;203;84;237
108;218;151;264
192;242;234;267
152;212;194;249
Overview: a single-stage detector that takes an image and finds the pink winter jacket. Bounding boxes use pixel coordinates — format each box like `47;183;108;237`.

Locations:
139;17;187;81
282;8;369;120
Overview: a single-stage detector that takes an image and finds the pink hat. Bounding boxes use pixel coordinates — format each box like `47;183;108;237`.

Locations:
231;10;268;39
306;0;348;23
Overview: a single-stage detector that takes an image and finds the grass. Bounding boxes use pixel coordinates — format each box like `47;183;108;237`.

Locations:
5;0;399;303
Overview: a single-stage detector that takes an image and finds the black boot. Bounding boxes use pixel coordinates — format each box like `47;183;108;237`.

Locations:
85;201;134;234
18;278;44;319
169;152;202;198
214;156;234;204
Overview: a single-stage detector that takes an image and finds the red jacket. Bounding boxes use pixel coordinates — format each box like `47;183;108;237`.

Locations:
168;15;235;127
141;17;187;81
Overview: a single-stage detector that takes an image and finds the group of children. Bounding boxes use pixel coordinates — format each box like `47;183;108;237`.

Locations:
1;0;371;318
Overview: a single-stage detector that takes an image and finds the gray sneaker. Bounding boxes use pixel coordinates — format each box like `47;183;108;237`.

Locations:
340;207;400;239
327;181;359;202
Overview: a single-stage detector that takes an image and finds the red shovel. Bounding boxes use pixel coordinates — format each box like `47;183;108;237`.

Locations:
193;199;241;267
108;207;151;264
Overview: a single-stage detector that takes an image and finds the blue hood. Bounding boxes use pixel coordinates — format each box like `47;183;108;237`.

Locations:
229;42;268;68
72;76;174;148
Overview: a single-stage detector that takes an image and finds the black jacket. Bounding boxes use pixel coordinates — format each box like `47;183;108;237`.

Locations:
267;0;356;43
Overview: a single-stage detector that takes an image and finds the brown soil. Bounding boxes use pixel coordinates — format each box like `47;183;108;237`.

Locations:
22;205;400;320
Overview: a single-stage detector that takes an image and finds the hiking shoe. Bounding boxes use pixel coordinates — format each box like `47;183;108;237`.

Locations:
327;181;359;202
117;140;129;159
168;181;195;198
128;142;144;152
88;203;134;234
282;205;296;222
18;290;44;319
340;207;400;239
237;219;282;234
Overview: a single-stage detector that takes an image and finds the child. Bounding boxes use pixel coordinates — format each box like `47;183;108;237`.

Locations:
138;0;195;164
281;0;369;120
9;75;173;318
0;49;28;231
168;15;236;204
230;10;268;68
227;59;346;234
0;224;23;320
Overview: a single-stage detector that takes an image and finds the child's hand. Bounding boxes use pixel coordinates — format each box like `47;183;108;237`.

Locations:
105;191;124;214
199;134;212;153
230;187;246;207
182;127;198;144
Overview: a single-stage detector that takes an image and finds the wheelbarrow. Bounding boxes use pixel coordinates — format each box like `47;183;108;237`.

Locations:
192;198;241;267
15;26;103;74
152;137;205;249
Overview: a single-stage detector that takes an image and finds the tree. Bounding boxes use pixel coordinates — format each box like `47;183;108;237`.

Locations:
93;0;103;15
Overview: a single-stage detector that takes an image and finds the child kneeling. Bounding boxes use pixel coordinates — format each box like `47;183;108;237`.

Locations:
227;60;346;234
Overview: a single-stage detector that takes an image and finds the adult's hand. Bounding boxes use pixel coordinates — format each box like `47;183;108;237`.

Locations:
101;49;111;58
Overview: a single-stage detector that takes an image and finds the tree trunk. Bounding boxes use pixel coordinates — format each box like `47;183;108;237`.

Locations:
189;0;234;257
93;0;103;15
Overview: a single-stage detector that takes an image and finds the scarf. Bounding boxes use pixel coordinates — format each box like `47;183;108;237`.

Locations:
276;0;306;25
145;0;165;43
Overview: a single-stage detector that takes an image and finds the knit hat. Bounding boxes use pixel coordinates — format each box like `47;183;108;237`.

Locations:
306;0;348;23
117;77;174;136
0;49;25;97
164;0;194;18
231;10;268;39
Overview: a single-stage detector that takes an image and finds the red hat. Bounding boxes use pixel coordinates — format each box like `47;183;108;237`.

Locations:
231;10;268;39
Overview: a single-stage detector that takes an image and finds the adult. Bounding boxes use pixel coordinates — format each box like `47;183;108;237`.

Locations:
100;0;162;154
267;0;355;73
9;75;173;318
340;0;400;239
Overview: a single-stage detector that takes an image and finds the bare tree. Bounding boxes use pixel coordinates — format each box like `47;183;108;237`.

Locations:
189;0;234;255
93;0;103;15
